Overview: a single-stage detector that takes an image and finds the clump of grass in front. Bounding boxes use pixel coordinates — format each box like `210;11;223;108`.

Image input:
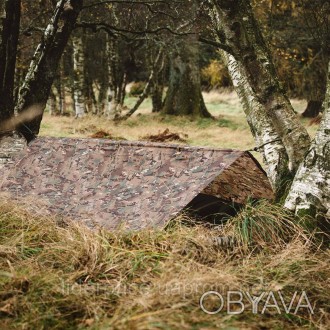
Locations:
0;199;329;329
222;200;317;252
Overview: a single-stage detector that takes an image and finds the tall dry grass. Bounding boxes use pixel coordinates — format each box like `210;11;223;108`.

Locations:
0;199;329;329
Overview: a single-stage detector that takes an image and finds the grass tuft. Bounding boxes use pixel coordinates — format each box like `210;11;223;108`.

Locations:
222;200;317;252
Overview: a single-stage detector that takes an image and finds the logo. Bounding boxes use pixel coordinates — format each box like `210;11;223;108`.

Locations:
199;290;314;315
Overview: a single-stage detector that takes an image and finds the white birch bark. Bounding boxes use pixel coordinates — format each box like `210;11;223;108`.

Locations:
73;35;85;118
15;0;66;114
208;0;311;173
14;0;82;141
285;62;330;218
223;52;289;196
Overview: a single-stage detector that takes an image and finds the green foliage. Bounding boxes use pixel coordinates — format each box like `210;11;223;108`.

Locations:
253;0;329;99
129;81;146;97
201;59;232;90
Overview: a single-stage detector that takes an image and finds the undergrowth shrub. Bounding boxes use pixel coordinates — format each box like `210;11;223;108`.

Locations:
201;59;232;90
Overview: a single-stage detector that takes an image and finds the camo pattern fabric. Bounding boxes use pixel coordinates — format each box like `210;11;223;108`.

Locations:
0;137;271;230
0;133;26;169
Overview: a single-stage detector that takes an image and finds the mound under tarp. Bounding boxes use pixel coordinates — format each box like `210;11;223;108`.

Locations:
0;137;274;230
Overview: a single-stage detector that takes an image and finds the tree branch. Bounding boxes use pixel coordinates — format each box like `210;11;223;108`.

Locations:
82;0;181;10
198;36;234;55
76;21;192;37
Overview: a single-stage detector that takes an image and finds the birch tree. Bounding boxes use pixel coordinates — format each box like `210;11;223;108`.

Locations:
223;52;290;198
72;34;85;118
15;0;83;142
208;0;311;173
207;0;329;217
285;62;330;218
105;35;127;119
106;35;120;118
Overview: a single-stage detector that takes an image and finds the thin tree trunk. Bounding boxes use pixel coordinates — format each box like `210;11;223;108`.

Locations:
119;73;127;106
151;49;165;113
209;0;310;172
57;50;68;115
58;68;66;115
84;78;94;114
60;83;67;115
91;81;99;114
285;62;330;218
0;0;21;127
223;52;290;198
48;87;58;116
15;0;83;142
98;79;108;116
151;81;164;113
73;34;85;118
106;35;121;118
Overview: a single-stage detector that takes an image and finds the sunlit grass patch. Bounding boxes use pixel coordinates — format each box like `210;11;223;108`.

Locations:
39;91;310;155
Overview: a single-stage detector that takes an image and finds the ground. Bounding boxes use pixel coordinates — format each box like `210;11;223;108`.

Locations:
1;91;328;330
40;91;318;160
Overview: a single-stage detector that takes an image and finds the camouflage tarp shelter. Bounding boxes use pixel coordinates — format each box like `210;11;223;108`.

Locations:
0;137;273;230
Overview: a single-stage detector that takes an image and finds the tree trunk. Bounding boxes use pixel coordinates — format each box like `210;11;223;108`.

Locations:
15;0;83;142
98;78;108;116
210;0;310;172
151;49;165;113
302;54;328;118
151;81;164;113
48;87;58;116
73;34;85;118
106;35;121;119
302;100;323;118
57;65;66;115
0;0;21;127
162;34;211;118
285;62;330;219
223;52;290;198
119;73;127;107
60;81;66;115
